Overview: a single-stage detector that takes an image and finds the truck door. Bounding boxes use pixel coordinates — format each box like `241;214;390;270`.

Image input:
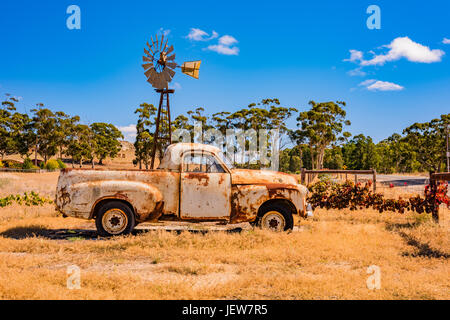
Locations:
180;151;231;219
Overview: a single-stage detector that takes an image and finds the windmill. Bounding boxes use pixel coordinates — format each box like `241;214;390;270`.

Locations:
142;33;201;169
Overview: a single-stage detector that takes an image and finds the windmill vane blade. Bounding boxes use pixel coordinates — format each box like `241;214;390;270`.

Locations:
162;69;172;82
166;62;177;69
143;34;200;89
143;56;153;63
166;68;175;78
142;63;153;70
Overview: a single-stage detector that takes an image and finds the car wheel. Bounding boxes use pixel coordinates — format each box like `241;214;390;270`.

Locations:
257;204;293;232
95;201;135;237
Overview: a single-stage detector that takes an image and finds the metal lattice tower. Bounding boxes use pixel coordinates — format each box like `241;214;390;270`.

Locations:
150;88;174;169
142;33;201;169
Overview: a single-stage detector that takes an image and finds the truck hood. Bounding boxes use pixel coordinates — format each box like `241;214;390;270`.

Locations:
231;169;299;186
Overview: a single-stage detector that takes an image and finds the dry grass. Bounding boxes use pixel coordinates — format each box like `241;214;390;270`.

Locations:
0;172;448;300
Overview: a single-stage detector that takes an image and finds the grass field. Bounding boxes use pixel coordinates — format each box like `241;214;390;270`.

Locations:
0;172;448;299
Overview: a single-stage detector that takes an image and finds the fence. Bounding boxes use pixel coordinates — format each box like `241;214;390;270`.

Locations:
0;168;61;173
300;169;377;192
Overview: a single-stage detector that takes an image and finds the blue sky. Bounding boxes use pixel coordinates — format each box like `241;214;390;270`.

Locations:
0;0;449;143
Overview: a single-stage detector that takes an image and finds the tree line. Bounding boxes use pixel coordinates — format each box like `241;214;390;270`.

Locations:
0;94;123;168
2;92;448;173
134;98;449;173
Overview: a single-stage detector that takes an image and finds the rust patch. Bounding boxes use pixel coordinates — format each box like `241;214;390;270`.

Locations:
265;183;298;198
185;172;209;186
57;186;71;210
143;201;164;222
230;186;259;223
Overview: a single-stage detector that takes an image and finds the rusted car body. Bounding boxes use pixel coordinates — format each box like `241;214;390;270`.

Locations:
56;143;309;235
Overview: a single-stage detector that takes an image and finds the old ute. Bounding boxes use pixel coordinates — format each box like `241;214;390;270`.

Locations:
56;143;309;236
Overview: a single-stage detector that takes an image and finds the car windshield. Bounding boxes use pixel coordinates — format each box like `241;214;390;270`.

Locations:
217;151;234;169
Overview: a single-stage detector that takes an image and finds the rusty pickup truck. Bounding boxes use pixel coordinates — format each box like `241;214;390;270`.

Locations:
56;143;309;236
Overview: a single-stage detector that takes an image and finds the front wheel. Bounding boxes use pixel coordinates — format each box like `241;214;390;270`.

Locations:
95;201;136;237
256;204;293;232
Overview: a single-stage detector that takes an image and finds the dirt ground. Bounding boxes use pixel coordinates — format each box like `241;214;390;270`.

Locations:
0;172;448;300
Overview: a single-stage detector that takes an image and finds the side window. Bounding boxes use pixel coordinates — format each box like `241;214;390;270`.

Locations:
183;153;225;173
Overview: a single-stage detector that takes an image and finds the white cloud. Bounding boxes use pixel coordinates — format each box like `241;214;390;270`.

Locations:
359;79;404;91
186;28;218;41
206;44;239;55
207;35;239;55
118;124;137;142
443;38;450;44
218;35;238;46
347;67;366;77
187;28;239;55
358;79;376;86
360;37;445;66
344;50;364;62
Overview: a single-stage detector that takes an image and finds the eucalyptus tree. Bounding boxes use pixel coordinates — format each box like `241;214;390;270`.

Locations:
91;122;123;165
134;103;157;169
292;100;351;170
31;105;59;164
402;113;450;172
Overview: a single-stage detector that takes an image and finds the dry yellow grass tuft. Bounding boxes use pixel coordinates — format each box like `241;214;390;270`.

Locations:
0;172;448;300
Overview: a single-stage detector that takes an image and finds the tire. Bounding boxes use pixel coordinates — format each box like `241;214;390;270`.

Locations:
95;201;136;237
256;203;293;232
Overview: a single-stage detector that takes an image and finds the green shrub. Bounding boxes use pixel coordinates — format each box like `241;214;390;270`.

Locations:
56;159;66;169
22;158;38;170
45;159;60;170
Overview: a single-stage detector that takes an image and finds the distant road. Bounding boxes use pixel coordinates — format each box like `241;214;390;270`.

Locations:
375;174;429;187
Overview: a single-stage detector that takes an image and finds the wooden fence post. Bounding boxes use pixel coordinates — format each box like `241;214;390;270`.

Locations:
373;169;377;193
300;168;306;185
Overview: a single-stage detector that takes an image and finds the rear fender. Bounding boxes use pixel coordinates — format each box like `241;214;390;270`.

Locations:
61;180;163;221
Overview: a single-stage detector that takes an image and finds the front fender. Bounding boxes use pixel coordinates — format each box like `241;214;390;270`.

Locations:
230;183;307;223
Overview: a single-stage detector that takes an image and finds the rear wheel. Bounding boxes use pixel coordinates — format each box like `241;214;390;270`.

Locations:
95;201;135;237
256;203;293;232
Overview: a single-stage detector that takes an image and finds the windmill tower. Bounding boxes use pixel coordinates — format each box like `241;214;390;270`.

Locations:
142;33;201;169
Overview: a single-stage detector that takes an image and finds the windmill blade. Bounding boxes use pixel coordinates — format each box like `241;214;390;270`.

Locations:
150;36;157;51
155;34;159;50
148;69;158;82
143;56;153;63
146;42;154;55
167;53;176;61
142;63;153;70
161;69;172;83
166;45;174;55
154;76;165;89
166;68;175;78
160;34;164;51
144;68;155;79
144;48;152;56
166;62;177;69
162;38;168;52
